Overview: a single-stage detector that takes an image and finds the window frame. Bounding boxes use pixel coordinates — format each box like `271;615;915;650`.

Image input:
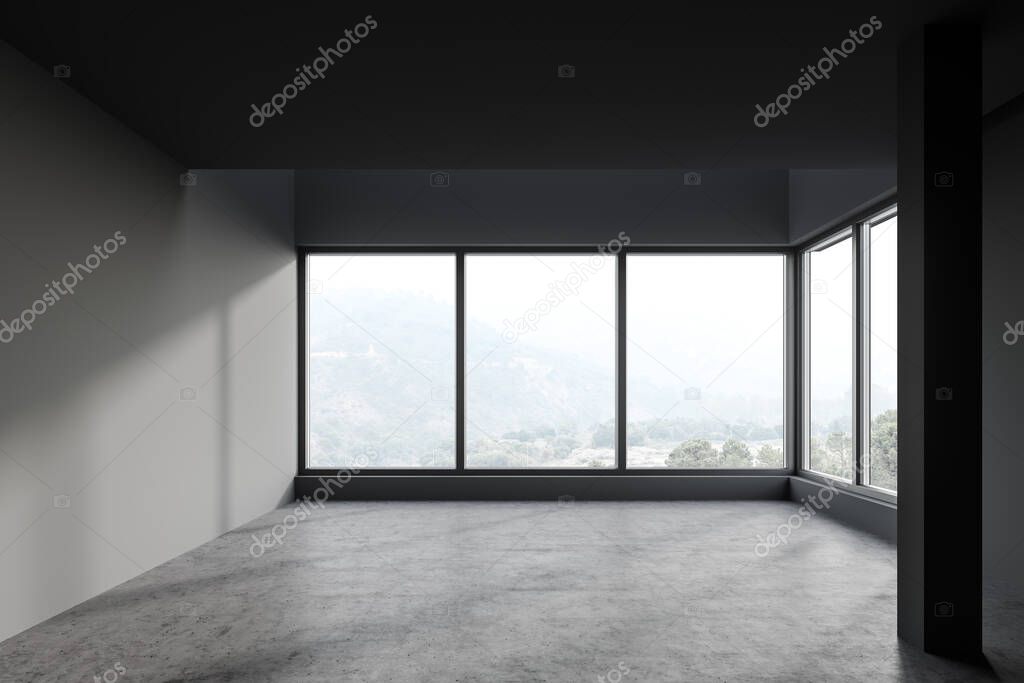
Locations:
299;245;794;477
861;205;899;495
462;250;619;470
303;250;459;470
800;227;855;482
624;251;790;471
796;201;898;503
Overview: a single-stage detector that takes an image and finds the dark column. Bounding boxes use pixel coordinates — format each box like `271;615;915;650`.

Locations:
897;24;982;657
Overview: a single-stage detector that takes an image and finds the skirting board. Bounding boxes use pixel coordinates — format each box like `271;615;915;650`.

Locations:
789;476;897;543
294;475;790;501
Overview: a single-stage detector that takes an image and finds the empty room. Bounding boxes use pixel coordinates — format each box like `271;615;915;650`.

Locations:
1;3;1022;681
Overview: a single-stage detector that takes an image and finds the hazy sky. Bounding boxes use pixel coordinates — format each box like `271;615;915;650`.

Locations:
809;235;854;405
308;230;896;413
311;253;456;303
465;253;616;369
869;216;898;412
626;253;784;393
310;251;784;394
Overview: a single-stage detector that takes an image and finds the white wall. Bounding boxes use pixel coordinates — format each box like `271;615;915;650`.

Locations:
0;43;296;642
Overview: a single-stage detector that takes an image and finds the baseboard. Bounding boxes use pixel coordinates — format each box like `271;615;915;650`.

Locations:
789;476;897;543
294;475;791;501
292;475;896;542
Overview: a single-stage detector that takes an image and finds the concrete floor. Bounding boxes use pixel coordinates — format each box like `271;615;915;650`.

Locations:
1;501;1021;682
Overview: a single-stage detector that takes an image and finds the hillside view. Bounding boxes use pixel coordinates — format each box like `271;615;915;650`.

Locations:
309;288;794;470
308;251;894;478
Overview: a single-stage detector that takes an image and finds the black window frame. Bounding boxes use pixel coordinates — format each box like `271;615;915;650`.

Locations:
298;245;795;478
795;200;898;503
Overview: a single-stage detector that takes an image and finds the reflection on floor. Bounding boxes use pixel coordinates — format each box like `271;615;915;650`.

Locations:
1;501;1021;681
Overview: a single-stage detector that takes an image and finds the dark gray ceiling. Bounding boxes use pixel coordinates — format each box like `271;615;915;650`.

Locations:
2;1;1017;169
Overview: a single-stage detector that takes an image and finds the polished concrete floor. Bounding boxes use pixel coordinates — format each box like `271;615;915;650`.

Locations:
1;501;1021;682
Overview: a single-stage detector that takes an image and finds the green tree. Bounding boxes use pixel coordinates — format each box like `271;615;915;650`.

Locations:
756;443;783;467
869;409;897;490
809;437;824;464
826;431;852;457
815;431;853;478
666;438;717;468
720;438;752;467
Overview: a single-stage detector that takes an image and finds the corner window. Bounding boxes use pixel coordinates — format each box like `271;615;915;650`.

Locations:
801;204;897;494
803;233;855;480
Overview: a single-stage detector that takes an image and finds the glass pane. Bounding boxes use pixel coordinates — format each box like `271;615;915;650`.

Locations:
867;215;898;490
626;254;786;469
806;236;854;479
465;253;616;468
307;254;456;468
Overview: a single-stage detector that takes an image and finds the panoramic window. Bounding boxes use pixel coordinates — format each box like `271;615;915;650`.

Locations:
799;204;898;493
306;254;456;468
626;254;786;469
464;253;616;468
865;210;898;491
804;233;855;480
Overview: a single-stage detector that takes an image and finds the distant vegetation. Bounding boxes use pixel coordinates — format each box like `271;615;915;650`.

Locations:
308;289;797;471
664;438;782;468
804;409;897;489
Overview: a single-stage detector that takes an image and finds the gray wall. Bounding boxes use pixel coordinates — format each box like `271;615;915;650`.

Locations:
296;170;789;245
0;44;296;641
982;100;1024;595
788;169;896;243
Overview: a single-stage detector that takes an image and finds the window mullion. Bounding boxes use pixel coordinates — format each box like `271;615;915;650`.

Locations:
456;251;466;472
